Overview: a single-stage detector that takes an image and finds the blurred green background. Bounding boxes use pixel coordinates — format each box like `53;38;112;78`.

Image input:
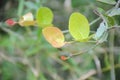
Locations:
0;0;120;80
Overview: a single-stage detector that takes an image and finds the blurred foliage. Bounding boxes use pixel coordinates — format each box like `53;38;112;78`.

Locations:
0;0;120;80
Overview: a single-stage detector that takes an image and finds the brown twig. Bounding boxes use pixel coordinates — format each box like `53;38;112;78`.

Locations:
78;64;120;80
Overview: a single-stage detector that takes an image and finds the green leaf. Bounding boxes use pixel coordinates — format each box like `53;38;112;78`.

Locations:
108;8;120;16
36;7;53;28
97;7;105;14
98;31;108;43
105;15;115;26
69;12;90;41
94;22;108;40
97;0;116;5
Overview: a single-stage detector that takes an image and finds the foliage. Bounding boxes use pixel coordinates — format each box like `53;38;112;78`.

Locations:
0;0;120;80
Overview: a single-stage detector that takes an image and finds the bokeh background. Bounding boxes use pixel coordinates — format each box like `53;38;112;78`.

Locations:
0;0;120;80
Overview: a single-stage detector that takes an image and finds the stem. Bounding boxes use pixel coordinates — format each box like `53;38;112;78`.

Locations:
109;30;116;80
93;55;102;78
66;42;99;59
78;64;120;80
0;23;24;40
89;17;100;26
62;17;100;33
18;0;24;17
115;0;120;8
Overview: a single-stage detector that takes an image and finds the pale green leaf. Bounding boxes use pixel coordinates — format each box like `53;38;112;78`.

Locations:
69;12;90;41
98;31;108;43
97;0;116;5
108;8;120;16
94;22;108;40
36;7;53;28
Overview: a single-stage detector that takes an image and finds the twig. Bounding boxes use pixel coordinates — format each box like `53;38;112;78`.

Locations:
115;0;120;8
62;17;101;33
89;17;100;26
108;26;120;31
17;0;24;17
0;51;39;78
93;55;102;78
109;29;116;80
65;42;99;60
0;23;24;41
78;64;120;80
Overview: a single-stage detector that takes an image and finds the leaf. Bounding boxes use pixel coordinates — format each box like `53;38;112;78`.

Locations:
98;31;108;43
36;7;53;28
42;27;65;48
94;22;108;40
105;15;115;26
18;12;36;26
97;0;116;5
19;21;36;26
97;7;105;14
22;12;34;21
108;8;120;16
69;12;90;41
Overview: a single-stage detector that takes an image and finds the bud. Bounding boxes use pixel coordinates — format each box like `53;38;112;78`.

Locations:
60;56;67;60
5;19;16;26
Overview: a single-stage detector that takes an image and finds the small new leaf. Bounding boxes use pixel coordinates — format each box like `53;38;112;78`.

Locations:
18;12;36;26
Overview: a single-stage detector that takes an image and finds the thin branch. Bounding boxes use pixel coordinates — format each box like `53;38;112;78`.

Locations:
93;55;102;78
107;26;120;31
89;17;100;26
109;29;116;80
64;42;99;60
115;0;120;8
78;64;120;80
0;23;24;41
0;52;38;78
62;17;101;33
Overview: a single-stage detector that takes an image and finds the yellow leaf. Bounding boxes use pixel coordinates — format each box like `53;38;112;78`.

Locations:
19;21;36;26
42;27;65;48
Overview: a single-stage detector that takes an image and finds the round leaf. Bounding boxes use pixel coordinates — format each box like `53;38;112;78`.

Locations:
42;27;65;48
69;12;90;41
36;7;53;28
